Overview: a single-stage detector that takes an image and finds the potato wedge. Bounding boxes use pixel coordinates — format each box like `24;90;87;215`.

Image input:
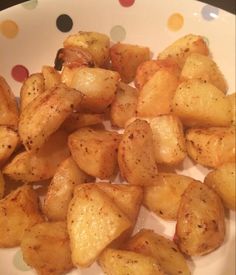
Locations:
180;53;228;93
118;119;159;186
0;171;5;199
204;162;235;210
125;229;190;275
227;92;236;125
19;84;83;151
158;34;209;68
98;248;165;275
0;75;19;129
143;173;194;220
172;79;232;127
175;181;225;256
110;42;150;83
186;127;235;168
20;73;45;111
67;184;131;267
110;82;138;128
0;126;19;167
70;67;119;113
68;128;121;179
43;157;93;221
135;59;180;90
3;130;70;182
42;65;61;90
136;68;179;117
0;185;43;247
61;66;80;87
21;222;73;275
63;31;110;67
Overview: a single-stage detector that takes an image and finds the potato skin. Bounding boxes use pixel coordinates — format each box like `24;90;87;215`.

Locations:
175;181;225;256
186;127;235;168
204;162;235;210
0;171;5;199
21;222;73;275
227;92;236;125
0;185;43;248
42;66;61;90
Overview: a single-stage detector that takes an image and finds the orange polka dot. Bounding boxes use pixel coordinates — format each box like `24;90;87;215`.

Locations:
167;13;184;31
0;20;19;38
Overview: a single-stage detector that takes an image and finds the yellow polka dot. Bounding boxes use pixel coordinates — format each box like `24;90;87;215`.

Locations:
167;13;184;31
0;20;19;38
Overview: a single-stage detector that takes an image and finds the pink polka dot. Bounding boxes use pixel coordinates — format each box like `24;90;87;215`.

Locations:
119;0;135;7
11;65;29;82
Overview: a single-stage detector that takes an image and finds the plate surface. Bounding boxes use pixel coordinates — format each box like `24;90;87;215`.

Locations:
0;0;235;274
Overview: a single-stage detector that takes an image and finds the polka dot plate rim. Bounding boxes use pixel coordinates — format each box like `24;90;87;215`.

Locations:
0;0;235;275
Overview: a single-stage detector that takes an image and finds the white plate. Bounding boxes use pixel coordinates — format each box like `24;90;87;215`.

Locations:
0;0;235;274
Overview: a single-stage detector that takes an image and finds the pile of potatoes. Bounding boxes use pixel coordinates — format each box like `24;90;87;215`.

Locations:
0;31;235;275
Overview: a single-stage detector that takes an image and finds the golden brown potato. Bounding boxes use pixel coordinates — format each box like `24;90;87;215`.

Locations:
180;53;228;93
136;68;179;117
3;130;70;182
110;82;138;128
61;66;80;87
42;65;61;90
21;222;73;275
70;67;119;113
62;112;105;133
227;92;236;125
204;162;235;210
125;229;190;275
175;181;225;256
172;79;232;127
186;127;235;168
68;127;121;179
67;184;131;267
19;84;83;151
118;119;159;186
0;171;5;199
0;185;43;247
135;59;180;90
158;34;209;68
0;75;19;129
63;31;110;67
0;126;19;167
110;42;150;83
43;157;93;221
143;173;194;220
20;73;45;111
99;248;165;275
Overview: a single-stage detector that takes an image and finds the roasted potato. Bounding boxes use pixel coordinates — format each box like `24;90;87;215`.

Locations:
42;65;61;90
158;34;209;68
63;31;110;67
68;127;121;179
67;184;131;267
118;119;159;186
136;68;179;117
227;92;236;125
180;53;227;93
110;42;150;83
143;173;194;220
43;157;93;221
204;162;235;210
0;126;19;167
0;185;43;247
0;171;5;199
135;59;180;90
175;181;225;256
3;130;70;182
125;229;190;275
19;83;83;151
172;79;232;127
110;82;138;128
61;66;81;87
21;222;73;275
186;127;235;168
20;73;45;111
70;67;119;113
0;75;19;129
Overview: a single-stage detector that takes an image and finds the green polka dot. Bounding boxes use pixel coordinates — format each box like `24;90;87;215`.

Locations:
110;25;126;42
22;0;38;10
13;249;31;271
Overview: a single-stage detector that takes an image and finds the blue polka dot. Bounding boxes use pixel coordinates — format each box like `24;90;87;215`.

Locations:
201;5;219;21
